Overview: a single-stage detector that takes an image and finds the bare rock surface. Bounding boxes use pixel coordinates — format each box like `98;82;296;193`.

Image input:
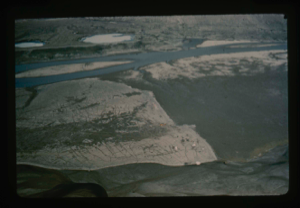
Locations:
16;144;288;197
16;78;217;170
59;144;288;196
16;78;173;128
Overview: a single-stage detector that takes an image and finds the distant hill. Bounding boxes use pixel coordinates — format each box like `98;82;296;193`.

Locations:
15;15;287;64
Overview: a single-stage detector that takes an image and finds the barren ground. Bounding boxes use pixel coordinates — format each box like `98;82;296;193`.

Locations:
15;15;288;196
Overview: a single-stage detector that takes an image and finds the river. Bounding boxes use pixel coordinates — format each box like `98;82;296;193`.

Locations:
15;39;289;196
15;40;287;88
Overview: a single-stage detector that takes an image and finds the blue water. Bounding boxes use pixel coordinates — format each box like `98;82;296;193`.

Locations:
15;41;287;88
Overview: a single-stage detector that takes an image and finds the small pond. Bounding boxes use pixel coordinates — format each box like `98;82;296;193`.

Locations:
81;33;134;44
15;41;45;48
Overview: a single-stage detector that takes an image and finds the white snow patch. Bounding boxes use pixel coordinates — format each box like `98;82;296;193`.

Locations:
82;33;133;44
15;42;44;48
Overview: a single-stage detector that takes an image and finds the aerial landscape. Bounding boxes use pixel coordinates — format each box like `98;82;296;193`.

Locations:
15;15;288;197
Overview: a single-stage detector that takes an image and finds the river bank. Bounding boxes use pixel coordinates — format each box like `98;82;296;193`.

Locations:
15;42;287;88
15;15;288;196
15;15;287;64
17;143;288;197
16;44;288;196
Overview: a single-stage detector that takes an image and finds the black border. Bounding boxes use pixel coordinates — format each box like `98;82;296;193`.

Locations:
5;0;299;208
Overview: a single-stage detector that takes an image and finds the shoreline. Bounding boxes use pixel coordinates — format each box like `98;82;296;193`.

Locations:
16;160;208;172
15;42;287;88
15;61;133;78
16;141;288;172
